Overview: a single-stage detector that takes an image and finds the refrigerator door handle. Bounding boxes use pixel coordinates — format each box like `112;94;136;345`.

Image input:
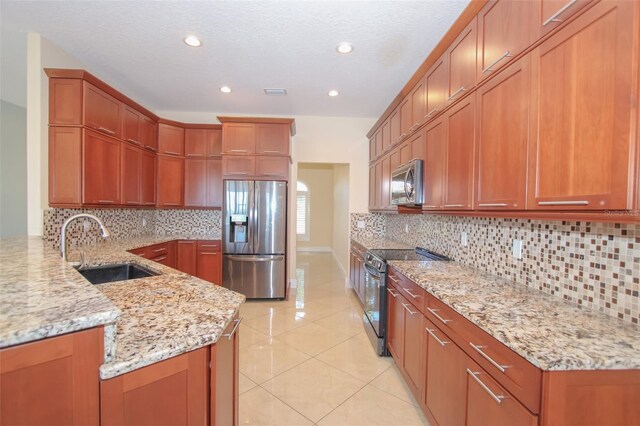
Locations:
227;255;285;262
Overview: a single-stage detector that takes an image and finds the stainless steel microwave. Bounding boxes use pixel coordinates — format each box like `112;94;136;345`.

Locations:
391;159;424;206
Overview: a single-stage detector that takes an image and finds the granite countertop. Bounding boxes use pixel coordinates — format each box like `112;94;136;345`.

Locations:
351;235;413;250
388;260;640;371
0;235;245;380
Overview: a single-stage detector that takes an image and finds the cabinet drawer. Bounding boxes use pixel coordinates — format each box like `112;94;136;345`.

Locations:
146;243;169;257
387;267;425;313
197;240;221;251
128;247;148;258
150;254;170;266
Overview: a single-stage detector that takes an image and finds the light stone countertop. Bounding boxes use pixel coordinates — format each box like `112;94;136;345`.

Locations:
0;235;245;380
388;260;640;371
351;235;413;250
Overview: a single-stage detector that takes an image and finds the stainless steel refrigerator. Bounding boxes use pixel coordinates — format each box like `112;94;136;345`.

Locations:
222;180;287;299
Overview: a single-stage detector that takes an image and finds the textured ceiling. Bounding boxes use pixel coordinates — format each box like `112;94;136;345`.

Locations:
1;0;470;117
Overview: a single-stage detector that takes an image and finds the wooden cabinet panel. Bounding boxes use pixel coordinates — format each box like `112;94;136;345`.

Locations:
410;80;425;131
424;319;466;426
83;129;121;205
185;129;208;158
256;123;289;155
83;82;121;139
211;316;240;426
399;96;412;140
121;143;141;206
424;56;447;121
386;284;405;362
256;156;289;179
403;302;425;397
140;117;157;152
49;126;82;206
185;159;207;207
423;118;446;210
223;123;256;154
49;78;82;125
207;160;223;208
374;161;382;209
381;120;391;153
409;130;425;163
101;348;208;426
535;0;593;37
444;94;475;210
197;249;221;284
177;240;197;276
141;150;156;206
122;106;142;145
374;129;383;158
389;150;401;178
477;0;533;81
222;156;256;178
399;141;412;165
390;108;401;147
207;129;222;157
466;358;538;426
158;124;185;156
157;155;184;207
369;166;376;210
369;138;376;161
380;155;391;209
446;19;477;105
388;267;426;313
475;56;530;210
528;0;636;211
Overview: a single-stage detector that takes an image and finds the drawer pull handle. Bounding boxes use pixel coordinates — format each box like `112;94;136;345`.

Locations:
482;51;511;74
467;369;505;404
230;149;249;153
538;200;589;206
164;151;182;156
200;252;219;255
403;288;420;299
425;108;439;119
154;256;167;262
144;145;157;151
470;343;509;373
98;200;115;203
448;86;466;101
386;288;398;298
444;204;464;208
262;150;281;154
126;138;140;145
186;153;204;157
222;318;242;340
427;307;451;324
200;245;219;248
401;303;418;315
163;202;181;206
426;328;449;347
96;126;116;135
543;0;578;26
478;203;508;207
388;275;399;283
153;248;167;252
261;173;281;176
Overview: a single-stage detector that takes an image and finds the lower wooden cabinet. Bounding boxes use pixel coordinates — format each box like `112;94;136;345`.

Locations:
349;243;366;303
211;315;240;426
386;285;405;362
177;240;197;276
0;327;103;426
196;241;222;284
403;301;425;397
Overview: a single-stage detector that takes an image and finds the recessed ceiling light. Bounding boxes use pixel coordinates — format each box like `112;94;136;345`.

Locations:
336;42;353;54
183;35;202;47
328;90;340;97
220;86;232;94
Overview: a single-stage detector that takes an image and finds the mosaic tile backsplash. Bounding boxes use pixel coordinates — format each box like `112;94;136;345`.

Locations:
351;213;640;325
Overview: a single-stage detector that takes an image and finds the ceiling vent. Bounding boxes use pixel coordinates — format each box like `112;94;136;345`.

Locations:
264;88;287;96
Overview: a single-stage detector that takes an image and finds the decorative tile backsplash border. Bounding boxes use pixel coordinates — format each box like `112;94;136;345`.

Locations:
351;213;640;325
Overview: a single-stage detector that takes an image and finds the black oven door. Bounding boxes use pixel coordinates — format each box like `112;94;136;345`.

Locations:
363;264;386;339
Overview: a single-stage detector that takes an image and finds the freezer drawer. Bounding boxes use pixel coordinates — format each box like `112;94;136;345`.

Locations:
222;254;286;299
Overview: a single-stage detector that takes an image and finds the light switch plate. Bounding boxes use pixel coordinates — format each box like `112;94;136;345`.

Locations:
405;224;409;234
357;220;366;229
83;220;90;232
461;231;468;247
142;218;147;227
512;239;523;259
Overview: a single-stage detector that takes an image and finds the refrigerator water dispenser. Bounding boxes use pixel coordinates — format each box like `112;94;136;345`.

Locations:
229;214;248;243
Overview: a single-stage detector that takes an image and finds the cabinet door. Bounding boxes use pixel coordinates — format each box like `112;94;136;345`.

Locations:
0;328;102;426
185;159;207;207
399;141;412;165
424;55;447;120
402;301;424;397
466;359;538;426
185;129;208;158
369;166;376;210
423;118;446;210
477;0;533;81
256;156;289;179
211;316;240;426
140;116;158;152
535;0;593;37
425;320;466;426
374;161;382;209
528;0;636;211
390;150;401;177
410;80;425;131
256;123;289;155
386;286;405;362
158;124;185;156
206;159;223;208
444;94;475;210
369;138;376;161
223;123;256;154
381;120;391;153
121;143;141;206
49;78;82;125
374;129;383;158
49;127;82;206
83;129;121;205
399;96;412;139
157;155;184;207
475;56;530;210
122;105;142;145
446;19;477;105
141;150;156;206
101;348;208;426
197;249;221;284
409;131;424;163
83;82;121;138
177;240;197;275
380;155;391;209
390;108;401;147
207;129;222;157
222;156;256;178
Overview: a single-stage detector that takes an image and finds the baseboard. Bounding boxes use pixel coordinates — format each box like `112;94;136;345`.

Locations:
296;246;332;252
332;251;348;276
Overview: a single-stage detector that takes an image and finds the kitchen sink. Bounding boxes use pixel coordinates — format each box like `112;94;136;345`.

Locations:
75;263;159;284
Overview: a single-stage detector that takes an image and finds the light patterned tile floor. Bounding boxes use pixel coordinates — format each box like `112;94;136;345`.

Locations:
239;252;429;425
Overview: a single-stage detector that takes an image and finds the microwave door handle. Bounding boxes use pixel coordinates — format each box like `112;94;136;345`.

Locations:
404;170;411;201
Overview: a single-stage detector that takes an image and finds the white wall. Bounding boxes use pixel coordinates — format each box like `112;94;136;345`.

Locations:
332;164;350;274
297;165;334;251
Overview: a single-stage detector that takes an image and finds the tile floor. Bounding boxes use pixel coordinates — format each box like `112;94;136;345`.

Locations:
238;252;429;425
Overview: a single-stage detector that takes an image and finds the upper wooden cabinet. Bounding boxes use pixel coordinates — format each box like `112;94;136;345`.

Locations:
369;138;376;161
49;78;83;125
185;128;221;158
381;120;392;153
140;150;156;206
424;55;447;121
256;156;289;180
477;0;533;82
389;108;401;147
185;158;223;208
446;18;477;106
256;123;289;155
475;56;530;210
222;155;256;178
535;0;593;37
49;127;82;206
528;0;637;211
374;129;383;158
444;94;475;210
84;82;122;139
423;117;446;210
222;123;256;154
399;95;412;140
122;105;142;146
157;155;184;207
121;143;141;206
140;116;157;152
158;124;185;156
410;80;425;132
83;129;121;205
368;165;376;211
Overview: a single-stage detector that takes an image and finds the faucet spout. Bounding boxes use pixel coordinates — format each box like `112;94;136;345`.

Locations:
60;213;111;264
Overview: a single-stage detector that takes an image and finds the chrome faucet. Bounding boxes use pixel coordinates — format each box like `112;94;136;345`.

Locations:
60;214;111;265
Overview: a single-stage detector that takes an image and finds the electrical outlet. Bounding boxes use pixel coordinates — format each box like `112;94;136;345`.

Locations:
142;218;147;227
405;224;409;234
461;231;468;247
357;220;366;229
83;220;90;232
512;239;523;259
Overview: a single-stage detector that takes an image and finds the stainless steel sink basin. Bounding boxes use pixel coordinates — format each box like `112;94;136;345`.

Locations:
75;263;159;284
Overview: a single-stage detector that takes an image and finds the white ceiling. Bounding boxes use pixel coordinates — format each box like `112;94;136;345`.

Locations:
1;0;470;118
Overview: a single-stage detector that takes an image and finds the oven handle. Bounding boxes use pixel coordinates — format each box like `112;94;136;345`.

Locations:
364;264;383;278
